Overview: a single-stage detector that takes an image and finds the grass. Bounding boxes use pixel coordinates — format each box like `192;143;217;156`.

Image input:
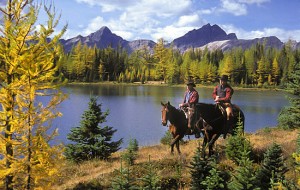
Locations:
53;127;300;189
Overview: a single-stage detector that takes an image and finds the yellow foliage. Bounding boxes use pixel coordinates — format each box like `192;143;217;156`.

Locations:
0;0;67;189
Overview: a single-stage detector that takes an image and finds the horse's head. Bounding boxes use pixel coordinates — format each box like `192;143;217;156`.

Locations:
161;101;171;126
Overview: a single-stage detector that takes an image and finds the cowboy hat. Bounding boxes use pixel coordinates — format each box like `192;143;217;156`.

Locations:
186;80;196;87
219;75;229;81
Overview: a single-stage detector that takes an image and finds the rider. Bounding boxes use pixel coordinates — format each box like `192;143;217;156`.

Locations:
212;75;234;137
179;79;199;134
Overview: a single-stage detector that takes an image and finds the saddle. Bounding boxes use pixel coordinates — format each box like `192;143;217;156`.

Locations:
216;103;227;119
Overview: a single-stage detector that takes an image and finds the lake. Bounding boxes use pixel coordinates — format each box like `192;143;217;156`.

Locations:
51;84;289;147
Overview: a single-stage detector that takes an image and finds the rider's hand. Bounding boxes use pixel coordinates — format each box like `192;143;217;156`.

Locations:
179;103;183;108
215;96;219;102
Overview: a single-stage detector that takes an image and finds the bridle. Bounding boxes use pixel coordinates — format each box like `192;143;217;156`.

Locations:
161;104;169;126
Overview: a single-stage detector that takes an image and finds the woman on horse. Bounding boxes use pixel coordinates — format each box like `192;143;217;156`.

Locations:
212;75;234;135
179;80;199;133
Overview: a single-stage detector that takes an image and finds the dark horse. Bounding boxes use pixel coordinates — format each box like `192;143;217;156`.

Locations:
161;101;245;156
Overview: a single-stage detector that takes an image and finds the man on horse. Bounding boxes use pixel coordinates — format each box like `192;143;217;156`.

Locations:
212;75;234;137
179;79;199;135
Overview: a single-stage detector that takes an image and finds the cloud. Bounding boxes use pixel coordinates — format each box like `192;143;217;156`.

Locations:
220;24;300;42
74;0;195;41
176;14;200;27
151;25;196;42
218;0;270;16
219;0;247;16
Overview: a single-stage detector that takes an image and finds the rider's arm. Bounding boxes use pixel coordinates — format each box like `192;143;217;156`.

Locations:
179;91;189;107
189;90;199;104
212;86;218;100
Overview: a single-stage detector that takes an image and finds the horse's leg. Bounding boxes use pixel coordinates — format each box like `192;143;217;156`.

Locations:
171;134;180;154
176;134;184;154
171;142;174;154
208;133;221;157
176;140;181;154
202;134;208;158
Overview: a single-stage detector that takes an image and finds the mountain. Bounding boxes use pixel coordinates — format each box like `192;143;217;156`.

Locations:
198;36;284;52
59;24;297;53
171;23;237;52
61;26;128;52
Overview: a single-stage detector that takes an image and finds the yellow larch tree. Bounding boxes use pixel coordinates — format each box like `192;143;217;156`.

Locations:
0;0;67;189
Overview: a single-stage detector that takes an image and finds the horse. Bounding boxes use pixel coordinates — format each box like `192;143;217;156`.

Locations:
161;101;189;154
161;101;245;157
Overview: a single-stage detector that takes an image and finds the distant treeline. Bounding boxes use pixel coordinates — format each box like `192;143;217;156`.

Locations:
59;39;300;87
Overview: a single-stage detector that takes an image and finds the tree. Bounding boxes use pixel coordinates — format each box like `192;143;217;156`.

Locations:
293;133;300;188
225;118;253;165
122;138;139;166
228;148;259;190
278;58;300;129
140;156;161;190
65;97;123;162
189;146;213;190
255;143;288;189
153;38;169;82
0;1;67;189
111;161;138;190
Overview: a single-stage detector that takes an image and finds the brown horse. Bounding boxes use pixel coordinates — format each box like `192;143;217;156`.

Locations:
161;102;189;154
161;101;245;157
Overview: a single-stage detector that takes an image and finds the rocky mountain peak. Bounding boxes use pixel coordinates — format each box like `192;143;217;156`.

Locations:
172;23;238;52
88;26;112;41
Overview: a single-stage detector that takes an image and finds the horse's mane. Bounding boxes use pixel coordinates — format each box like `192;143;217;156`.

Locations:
167;104;186;123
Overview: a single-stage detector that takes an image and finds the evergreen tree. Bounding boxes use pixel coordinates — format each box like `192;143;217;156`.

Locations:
122;138;139;166
278;58;300;129
201;163;226;190
65;97;123;162
255;143;288;190
140;156;161;190
0;1;67;189
190;146;213;190
111;161;138;190
292;133;300;188
228;148;259;190
225;119;253;165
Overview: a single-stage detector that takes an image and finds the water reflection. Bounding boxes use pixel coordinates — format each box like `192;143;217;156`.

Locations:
51;84;289;147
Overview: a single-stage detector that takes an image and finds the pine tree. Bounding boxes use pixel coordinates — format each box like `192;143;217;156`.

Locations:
111;160;138;190
65;97;123;162
225;118;253;165
190;146;213;190
278;58;300;129
0;1;67;189
228;148;260;190
201;164;226;190
255;143;288;190
293;133;300;188
122;138;139;166
140;155;161;190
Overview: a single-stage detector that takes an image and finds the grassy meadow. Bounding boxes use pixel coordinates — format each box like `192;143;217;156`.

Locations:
53;127;300;189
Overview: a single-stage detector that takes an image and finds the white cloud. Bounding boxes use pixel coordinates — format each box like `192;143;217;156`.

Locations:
238;0;270;5
219;0;247;16
176;14;200;27
217;0;270;16
74;0;195;41
151;25;196;42
220;24;300;42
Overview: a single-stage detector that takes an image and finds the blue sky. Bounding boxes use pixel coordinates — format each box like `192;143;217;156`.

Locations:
1;0;300;42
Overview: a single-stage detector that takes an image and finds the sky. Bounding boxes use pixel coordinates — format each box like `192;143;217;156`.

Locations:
1;0;300;42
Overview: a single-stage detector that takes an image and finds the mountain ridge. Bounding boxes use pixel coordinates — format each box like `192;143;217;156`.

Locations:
60;24;300;53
